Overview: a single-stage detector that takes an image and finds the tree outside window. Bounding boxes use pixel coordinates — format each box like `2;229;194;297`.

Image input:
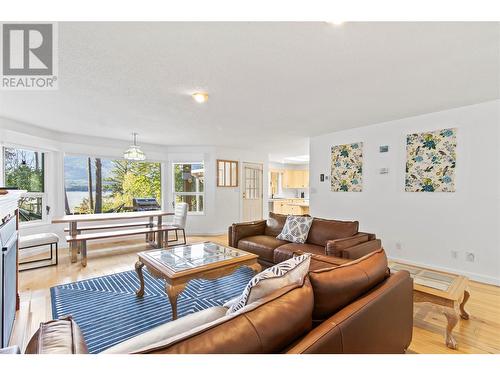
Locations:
3;147;46;222
64;156;161;214
173;162;204;213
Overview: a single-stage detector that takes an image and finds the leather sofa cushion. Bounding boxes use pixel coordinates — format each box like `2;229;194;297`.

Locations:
238;235;289;262
24;316;88;354
307;218;359;246
264;212;288;237
274;243;325;263
103;306;228;354
309;249;389;321
137;277;314;354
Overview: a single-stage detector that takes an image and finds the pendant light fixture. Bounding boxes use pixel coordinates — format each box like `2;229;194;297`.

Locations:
123;132;146;161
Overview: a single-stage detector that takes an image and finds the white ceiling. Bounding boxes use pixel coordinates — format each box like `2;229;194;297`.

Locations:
1;22;499;159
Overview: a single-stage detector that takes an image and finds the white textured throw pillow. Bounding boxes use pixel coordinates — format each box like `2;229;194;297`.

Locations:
276;215;314;244
226;253;311;315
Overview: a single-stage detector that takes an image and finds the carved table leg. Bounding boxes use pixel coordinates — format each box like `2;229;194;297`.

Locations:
165;283;186;320
459;289;470;320
444;309;459;350
248;262;262;274
135;261;145;297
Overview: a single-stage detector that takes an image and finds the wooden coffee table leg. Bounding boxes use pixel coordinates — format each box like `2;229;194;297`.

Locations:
444;309;459;350
248;262;262;274
165;283;186;321
135;261;145;297
459;289;470;320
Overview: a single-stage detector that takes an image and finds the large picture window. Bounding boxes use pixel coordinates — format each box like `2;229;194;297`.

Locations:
64;156;161;214
173;162;204;213
3;147;46;223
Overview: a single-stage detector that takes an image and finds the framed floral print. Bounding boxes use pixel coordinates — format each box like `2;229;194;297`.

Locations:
330;142;363;192
405;128;457;192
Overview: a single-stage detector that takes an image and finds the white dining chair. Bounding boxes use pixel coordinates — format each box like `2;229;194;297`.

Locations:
165;202;188;246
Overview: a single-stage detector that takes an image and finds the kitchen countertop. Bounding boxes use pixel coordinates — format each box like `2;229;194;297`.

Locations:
268;198;307;201
286;203;310;207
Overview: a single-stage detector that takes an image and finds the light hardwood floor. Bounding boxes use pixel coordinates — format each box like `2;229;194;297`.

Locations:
12;236;500;354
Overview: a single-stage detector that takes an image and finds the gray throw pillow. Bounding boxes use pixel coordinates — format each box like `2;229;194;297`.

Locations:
276;215;314;244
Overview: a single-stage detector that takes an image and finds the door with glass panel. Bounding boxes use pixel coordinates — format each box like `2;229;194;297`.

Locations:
242;163;263;222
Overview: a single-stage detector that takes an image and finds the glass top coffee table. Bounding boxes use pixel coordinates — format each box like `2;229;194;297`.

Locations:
389;261;470;350
135;242;261;320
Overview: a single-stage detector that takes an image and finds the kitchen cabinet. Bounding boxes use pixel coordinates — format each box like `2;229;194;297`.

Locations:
282;170;309;189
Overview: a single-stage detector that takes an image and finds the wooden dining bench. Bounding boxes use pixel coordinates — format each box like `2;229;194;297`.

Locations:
66;225;172;267
53;210;174;266
63;221;153;233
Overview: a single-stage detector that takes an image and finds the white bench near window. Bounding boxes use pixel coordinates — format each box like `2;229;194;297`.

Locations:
19;233;59;271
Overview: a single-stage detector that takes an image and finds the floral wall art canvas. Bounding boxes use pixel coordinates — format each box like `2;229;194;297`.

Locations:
331;142;363;192
405;128;457;192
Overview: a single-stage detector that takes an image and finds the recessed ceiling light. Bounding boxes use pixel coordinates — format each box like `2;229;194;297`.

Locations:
192;92;209;103
327;21;345;26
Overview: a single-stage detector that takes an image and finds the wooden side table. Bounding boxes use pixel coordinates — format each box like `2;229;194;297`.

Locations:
390;261;470;350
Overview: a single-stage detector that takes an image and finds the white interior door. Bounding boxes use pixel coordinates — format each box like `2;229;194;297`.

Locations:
242;163;263;222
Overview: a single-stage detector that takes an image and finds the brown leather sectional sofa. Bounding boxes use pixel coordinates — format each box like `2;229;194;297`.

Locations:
23;249;413;354
229;212;382;267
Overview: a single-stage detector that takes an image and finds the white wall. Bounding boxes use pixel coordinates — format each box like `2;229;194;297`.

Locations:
0;118;267;245
309;100;500;285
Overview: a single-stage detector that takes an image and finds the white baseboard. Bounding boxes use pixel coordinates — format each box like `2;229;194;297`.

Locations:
389;256;500;286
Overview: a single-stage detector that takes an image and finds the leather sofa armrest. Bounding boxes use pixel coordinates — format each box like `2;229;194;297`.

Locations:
340;239;382;259
229;220;266;248
24;316;89;354
359;232;376;241
326;233;370;257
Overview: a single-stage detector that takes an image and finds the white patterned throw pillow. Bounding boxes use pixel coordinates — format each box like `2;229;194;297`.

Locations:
226;253;311;315
276;215;314;244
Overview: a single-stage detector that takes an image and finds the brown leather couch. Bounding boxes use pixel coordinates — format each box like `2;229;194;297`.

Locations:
229;212;382;267
23;249;413;354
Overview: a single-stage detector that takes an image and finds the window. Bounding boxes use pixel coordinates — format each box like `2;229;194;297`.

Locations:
3;147;46;223
244;165;262;199
217;159;238;187
64;156;161;214
173;162;204;213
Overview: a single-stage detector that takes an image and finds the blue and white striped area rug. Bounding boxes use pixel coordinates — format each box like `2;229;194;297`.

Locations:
50;267;253;353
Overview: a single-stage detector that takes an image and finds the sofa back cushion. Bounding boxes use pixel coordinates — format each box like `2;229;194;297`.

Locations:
265;212;288;237
306;218;359;246
137;277;314;354
308;249;389;321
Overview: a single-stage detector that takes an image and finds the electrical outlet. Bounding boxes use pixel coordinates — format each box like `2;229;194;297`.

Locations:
451;250;458;259
465;252;475;262
395;242;402;251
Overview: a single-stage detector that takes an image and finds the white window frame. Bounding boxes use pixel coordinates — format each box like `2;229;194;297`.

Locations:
2;146;47;226
172;161;205;215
